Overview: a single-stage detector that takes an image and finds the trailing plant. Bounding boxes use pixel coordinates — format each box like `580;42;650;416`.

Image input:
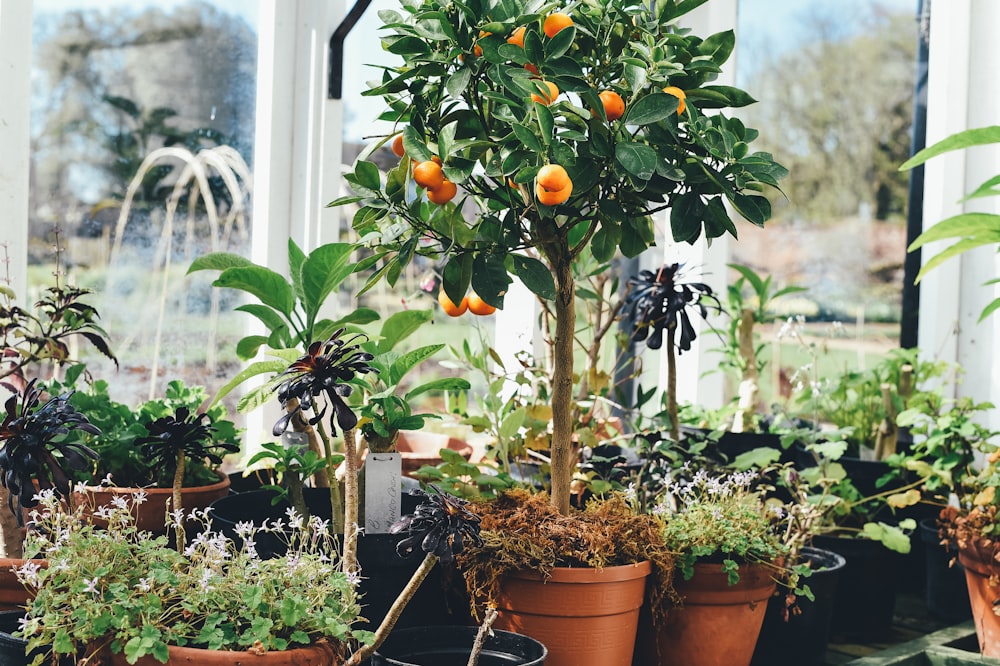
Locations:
334;0;786;515
16;490;370;665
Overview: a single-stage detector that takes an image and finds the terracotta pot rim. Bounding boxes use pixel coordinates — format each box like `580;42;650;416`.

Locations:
108;640;341;665
510;559;652;584
80;469;230;495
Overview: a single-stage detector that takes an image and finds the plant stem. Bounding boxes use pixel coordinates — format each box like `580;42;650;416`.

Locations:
173;450;186;551
346;553;439;666
546;235;576;515
666;324;679;442
467;606;499;666
316;422;345;534
343;427;360;576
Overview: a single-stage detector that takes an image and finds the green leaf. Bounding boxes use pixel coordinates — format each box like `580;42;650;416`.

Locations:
908;213;1000;250
731;446;781;470
861;521;912;554
546;25;575;58
213;266;295;317
377;309;433;354
354;160;382;192
511;122;543;153
615;142;658;180
187;252;254;275
442;255;473;306
623;93;678;126
446;67;473;98
301;243;356;320
471;254;512;307
235;335;270;361
211;359;290;406
499;406;527;440
686;85;757;108
511;254;556;300
388;344;444;386
901;125;1000;170
405;377;471;400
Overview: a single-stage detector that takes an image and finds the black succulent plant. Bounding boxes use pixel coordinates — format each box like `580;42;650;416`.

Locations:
272;331;376;437
0;379;100;523
624;263;719;351
136;406;238;471
391;486;483;564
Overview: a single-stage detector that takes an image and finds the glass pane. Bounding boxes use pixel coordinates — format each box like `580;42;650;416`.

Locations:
734;0;918;377
28;1;257;405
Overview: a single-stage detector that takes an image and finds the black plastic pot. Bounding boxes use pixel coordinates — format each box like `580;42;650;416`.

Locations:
751;547;846;666
0;609;73;666
919;517;972;623
814;533;901;640
371;626;547;666
209;488;473;634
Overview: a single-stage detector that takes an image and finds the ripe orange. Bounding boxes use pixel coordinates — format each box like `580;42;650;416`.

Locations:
507;26;526;47
536;164;570;192
543;13;573;38
474;30;490;57
662;86;687;115
467;292;497;315
597;90;625;121
535;181;572;206
438;289;468;316
427;179;457;204
413;160;445;189
431;155;442;165
530;80;559;105
391;134;405;157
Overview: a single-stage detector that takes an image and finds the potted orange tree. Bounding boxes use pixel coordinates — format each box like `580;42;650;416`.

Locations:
333;0;785;661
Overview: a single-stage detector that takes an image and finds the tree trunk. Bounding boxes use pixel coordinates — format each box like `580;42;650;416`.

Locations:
547;241;576;516
0;487;23;559
172;451;186;551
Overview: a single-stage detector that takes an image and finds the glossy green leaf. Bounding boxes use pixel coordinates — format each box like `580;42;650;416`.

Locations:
512;254;556;300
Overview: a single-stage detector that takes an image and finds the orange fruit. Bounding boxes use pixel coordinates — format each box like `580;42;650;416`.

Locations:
438;289;468;316
662;86;686;115
413;160;445;189
431;155;442;165
474;30;490;57
391;134;405;157
468;292;497;315
507;26;526;47
597;90;625;121
536;164;570;192
531;80;559;105
535;181;572;206
543;13;573;38
427;179;457;204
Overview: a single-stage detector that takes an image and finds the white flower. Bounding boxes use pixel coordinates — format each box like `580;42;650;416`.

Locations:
345;568;362;587
101;473;114;486
83;576;100;595
234;521;255;539
14;561;42;586
133;489;148;505
285;507;303;531
110;495;130;511
136;577;152;592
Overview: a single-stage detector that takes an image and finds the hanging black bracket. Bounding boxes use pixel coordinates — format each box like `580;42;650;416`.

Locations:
328;0;374;100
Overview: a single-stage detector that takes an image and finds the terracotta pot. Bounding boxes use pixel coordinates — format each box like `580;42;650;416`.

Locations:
494;561;651;666
394;431;473;477
959;540;1000;657
77;470;230;533
108;641;342;665
0;557;44;611
636;561;776;666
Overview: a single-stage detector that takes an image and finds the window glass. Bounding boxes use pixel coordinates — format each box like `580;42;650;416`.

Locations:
733;0;918;379
28;0;257;404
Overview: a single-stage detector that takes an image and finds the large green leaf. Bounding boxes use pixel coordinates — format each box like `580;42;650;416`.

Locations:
211;358;290;406
615;142;658;180
900;126;1000;170
213;266;295;317
512;254;555;300
301;243;356;320
623;93;678;126
187;252;253;274
388;344;445;386
471;254;512;307
376;309;433;354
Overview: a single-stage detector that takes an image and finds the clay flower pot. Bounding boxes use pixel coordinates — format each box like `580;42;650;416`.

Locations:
109;641;342;665
637;561;776;666
77;470;230;533
0;557;43;611
959;540;1000;657
494;561;651;666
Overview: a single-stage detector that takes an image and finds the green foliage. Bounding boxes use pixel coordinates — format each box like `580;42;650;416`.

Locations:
246;441;333;505
652;469;788;584
43;374;240;488
336;0;785;305
17;492;368;664
903;125;1000;321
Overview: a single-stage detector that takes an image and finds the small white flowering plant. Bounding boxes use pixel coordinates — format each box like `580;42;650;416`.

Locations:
651;468;791;585
15;489;372;665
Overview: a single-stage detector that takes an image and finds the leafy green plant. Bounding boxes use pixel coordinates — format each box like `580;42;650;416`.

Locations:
44;372;240;490
16;490;370;665
334;0;785;514
0;232;117;393
901;126;1000;321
